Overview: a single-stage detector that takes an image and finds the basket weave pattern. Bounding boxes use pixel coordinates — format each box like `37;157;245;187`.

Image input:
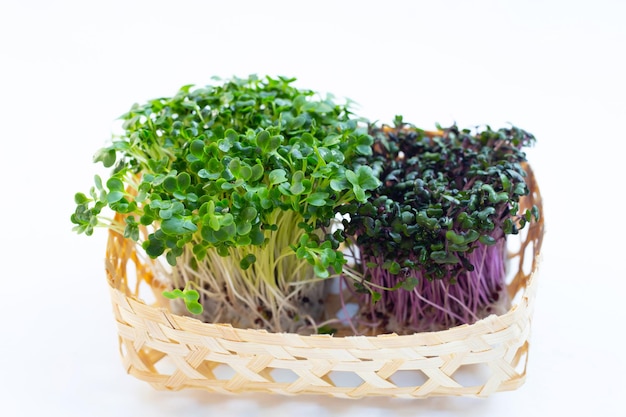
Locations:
105;166;544;399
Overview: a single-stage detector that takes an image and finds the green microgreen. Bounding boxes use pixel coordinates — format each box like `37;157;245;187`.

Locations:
71;75;379;331
162;287;203;315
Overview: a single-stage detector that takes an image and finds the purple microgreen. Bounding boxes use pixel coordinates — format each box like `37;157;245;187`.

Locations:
345;119;538;331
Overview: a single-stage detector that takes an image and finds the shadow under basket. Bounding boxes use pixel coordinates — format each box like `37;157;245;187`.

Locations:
104;164;544;399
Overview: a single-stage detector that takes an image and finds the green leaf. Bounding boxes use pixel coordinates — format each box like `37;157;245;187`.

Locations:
185;301;203;315
162;289;183;299
106;177;124;191
214;222;236;241
236;220;252;235
290;180;305;195
479;235;497;245
163;176;178;193
531;204;540;221
239;253;257;269
161;217;198;235
353;186;366;202
249;226;265;245
207;158;222;173
143;237;165;258
345;169;358;186
355;134;373;156
218;138;233;152
401;211;415;224
239;165;252;180
330;177;349;191
401;276;419;291
430;251;459;264
250;164;264;181
208;215;220;231
94;148;117;168
74;192;89;204
225;128;238;142
256;130;270;151
219;213;234;226
313;262;330;278
94;175;103;191
241;206;257;221
445;230;465;245
513;182;528;195
182;289;199;302
159;208;173;219
177;172;191;190
322;134;342;147
190;140;205;158
306;192;329;207
383;260;401;274
269;169;288;185
500;172;511;192
228;158;241;176
106;191;124;204
316;325;337;335
355;165;380;190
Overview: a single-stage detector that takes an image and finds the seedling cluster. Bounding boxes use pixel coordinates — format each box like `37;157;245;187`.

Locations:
72;76;538;334
342;117;538;331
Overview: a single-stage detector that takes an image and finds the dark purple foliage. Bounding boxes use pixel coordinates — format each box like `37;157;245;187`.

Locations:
341;119;538;333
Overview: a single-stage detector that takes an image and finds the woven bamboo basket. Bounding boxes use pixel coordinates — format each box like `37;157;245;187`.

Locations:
104;164;544;399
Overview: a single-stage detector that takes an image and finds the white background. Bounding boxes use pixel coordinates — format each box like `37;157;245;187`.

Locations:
1;0;625;416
